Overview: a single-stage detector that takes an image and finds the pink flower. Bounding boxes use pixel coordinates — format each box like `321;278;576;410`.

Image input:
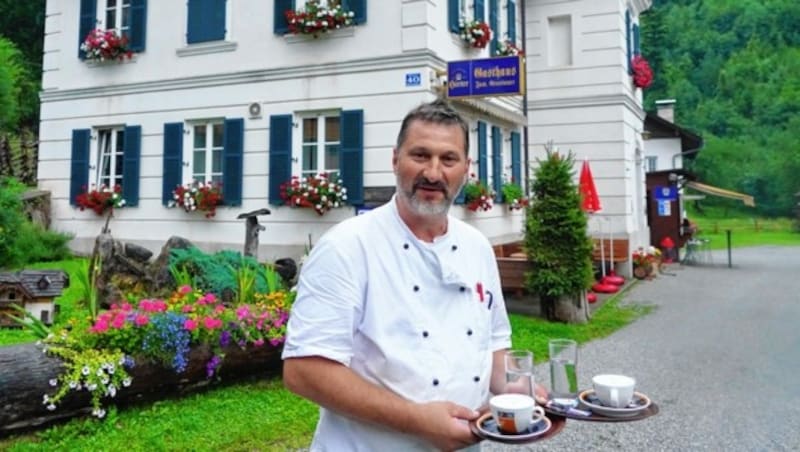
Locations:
184;319;198;331
182;305;194;313
90;320;109;333
134;314;149;326
120;302;133;312
236;305;250;321
203;293;217;304
179;285;192;295
253;339;265;347
111;314;126;329
203;317;223;329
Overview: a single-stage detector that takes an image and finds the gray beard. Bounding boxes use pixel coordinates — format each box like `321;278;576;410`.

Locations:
396;176;466;218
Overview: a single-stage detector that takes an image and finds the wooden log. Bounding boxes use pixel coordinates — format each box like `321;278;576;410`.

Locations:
0;342;283;436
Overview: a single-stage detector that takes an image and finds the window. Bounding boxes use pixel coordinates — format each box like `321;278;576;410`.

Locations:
300;114;340;178
79;0;146;57
269;110;364;205
70;126;141;206
161;119;244;207
645;156;658;173
95;127;125;189
190;122;224;184
187;0;227;44
103;0;131;37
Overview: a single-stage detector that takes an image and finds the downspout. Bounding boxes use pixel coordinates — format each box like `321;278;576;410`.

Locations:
521;1;530;196
671;146;702;170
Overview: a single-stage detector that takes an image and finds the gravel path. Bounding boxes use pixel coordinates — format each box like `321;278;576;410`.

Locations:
484;245;800;451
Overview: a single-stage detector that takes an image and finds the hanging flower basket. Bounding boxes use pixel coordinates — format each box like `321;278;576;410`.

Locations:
80;29;133;62
459;18;492;49
631;55;653;89
284;0;355;38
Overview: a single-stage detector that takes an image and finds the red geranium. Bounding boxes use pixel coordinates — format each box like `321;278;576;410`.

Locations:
459;19;492;49
631;55;653;89
76;184;126;216
284;0;355;37
169;181;223;218
80;29;133;62
279;173;348;216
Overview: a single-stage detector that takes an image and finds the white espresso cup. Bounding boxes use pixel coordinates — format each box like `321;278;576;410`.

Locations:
592;374;636;408
489;393;546;434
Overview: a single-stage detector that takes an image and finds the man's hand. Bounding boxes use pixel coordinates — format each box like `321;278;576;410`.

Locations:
411;401;481;451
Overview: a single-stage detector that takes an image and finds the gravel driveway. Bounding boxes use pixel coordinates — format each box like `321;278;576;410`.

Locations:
484;245;800;451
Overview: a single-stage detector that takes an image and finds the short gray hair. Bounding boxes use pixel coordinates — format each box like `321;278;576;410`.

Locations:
395;99;469;157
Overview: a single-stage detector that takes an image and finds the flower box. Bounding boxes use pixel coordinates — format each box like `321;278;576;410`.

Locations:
168;181;223;218
459;18;492;49
463;175;495;212
631;55;653;89
75;184;126;216
501;181;529;211
497;40;523;57
279;173;348;215
284;0;356;38
80;29;134;62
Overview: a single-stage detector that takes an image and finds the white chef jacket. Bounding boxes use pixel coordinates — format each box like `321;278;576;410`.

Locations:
282;197;512;451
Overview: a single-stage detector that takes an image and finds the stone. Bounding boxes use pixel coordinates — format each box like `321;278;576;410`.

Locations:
124;243;153;263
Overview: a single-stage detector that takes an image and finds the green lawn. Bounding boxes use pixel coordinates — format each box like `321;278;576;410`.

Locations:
688;211;800;250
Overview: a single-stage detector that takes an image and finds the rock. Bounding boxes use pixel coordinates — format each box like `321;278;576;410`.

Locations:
150;236;195;292
124;243;153;263
274;258;297;285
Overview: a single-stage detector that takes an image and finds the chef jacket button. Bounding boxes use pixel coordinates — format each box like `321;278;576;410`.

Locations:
467;329;473;336
459;286;466;292
403;243;409;250
433;378;439;386
473;376;480;382
413;285;419;292
422;331;429;338
451;245;458;251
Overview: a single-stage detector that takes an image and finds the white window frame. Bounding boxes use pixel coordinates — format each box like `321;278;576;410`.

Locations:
293;111;342;179
645;156;658;173
186;120;225;185
91;126;125;189
97;0;131;35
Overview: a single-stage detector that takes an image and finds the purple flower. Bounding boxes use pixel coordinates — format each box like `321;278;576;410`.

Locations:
219;330;231;348
206;355;222;378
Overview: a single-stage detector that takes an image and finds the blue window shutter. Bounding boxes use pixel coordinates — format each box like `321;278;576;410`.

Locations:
162;122;184;206
633;24;640;56
346;0;366;25
507;0;516;42
269;115;292;205
474;0;485;22
78;0;97;59
70;129;91;205
340;109;364;206
274;0;295;34
223;118;244;206
510;131;521;190
489;0;498;55
491;126;502;203
625;10;632;74
448;0;460;33
188;0;226;43
128;0;147;51
122;126;141;207
477;121;487;183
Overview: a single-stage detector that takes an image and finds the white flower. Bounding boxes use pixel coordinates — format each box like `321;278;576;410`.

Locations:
107;385;117;397
49;378;58;387
47;404;56;411
122;378;132;387
97;369;104;377
43;394;50;404
107;364;115;374
87;383;98;391
101;377;109;385
82;366;91;376
69;381;78;389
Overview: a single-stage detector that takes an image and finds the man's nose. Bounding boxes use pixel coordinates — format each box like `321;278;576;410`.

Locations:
421;157;445;180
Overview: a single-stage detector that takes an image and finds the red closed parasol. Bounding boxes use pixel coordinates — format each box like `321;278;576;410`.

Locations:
579;159;601;214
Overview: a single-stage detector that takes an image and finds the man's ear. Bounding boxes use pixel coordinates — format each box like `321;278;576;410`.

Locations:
392;148;399;174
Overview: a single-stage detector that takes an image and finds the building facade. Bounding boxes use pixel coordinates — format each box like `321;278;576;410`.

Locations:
38;0;651;267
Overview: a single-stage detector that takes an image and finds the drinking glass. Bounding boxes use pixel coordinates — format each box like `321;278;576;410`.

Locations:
504;350;534;397
548;339;578;402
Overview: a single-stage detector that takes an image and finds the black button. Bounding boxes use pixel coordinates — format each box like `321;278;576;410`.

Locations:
422;331;429;338
473;376;480;382
459;286;466;292
467;329;473;336
413;285;419;292
452;245;458;251
403;243;409;250
433;379;439;386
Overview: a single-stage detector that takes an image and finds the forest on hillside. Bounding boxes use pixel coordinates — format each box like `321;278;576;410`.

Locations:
642;0;800;217
0;1;798;215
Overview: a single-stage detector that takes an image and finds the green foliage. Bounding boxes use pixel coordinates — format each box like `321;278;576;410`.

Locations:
74;257;102;320
643;0;800;217
169;247;287;296
6;303;51;339
524;150;594;301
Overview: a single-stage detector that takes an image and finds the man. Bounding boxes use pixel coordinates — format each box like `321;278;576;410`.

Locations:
282;99;513;451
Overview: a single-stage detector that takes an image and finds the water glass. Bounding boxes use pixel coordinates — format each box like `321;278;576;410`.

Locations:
504;349;534;397
549;339;578;401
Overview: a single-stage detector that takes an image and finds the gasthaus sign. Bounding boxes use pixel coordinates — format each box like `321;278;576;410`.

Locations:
446;55;524;98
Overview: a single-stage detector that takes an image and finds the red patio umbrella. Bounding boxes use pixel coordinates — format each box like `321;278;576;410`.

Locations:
579;159;601;214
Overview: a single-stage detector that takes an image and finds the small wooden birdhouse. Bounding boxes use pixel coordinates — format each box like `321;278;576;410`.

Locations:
0;270;69;327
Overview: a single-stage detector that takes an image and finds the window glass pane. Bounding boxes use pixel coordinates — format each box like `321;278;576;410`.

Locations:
194;125;206;148
302;145;317;173
324;144;339;172
122;5;130;29
115;130;125;152
108;0;117;7
115;154;124;177
212;123;224;148
106;10;116;29
303;118;318;143
194;150;206;177
212;150;222;174
325;116;340;142
211;174;222;184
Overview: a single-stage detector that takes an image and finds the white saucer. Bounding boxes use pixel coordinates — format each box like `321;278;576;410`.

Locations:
577;389;652;418
474;412;552;442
